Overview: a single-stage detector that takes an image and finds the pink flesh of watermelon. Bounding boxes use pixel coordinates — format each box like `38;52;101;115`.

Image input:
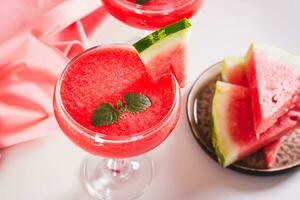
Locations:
145;43;187;87
261;105;300;167
226;85;254;145
246;45;300;135
241;109;300;160
222;59;248;86
221;58;283;167
223;83;300;161
225;67;247;86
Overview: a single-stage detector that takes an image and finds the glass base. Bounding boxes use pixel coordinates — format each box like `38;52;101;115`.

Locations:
81;155;154;200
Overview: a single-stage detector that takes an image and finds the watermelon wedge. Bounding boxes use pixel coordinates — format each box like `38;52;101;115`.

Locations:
245;43;300;135
221;56;283;168
212;81;300;167
221;57;247;86
133;18;191;87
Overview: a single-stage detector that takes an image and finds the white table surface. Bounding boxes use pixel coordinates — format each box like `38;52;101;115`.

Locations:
1;0;300;199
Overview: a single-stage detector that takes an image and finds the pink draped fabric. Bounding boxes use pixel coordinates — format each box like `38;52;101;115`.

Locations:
0;0;108;148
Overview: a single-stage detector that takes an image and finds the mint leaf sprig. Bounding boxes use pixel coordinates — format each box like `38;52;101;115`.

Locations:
92;103;120;126
124;93;151;112
92;93;151;126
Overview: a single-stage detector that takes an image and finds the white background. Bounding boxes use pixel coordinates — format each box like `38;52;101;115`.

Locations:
1;0;300;199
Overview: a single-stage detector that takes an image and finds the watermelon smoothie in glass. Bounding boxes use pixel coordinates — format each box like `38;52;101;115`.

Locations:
101;0;202;30
53;44;181;200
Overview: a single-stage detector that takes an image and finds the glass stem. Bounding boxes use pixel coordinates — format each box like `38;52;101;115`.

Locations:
106;158;130;177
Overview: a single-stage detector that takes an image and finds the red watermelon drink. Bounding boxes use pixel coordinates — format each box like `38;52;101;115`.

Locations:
53;45;180;200
54;45;180;158
101;0;202;30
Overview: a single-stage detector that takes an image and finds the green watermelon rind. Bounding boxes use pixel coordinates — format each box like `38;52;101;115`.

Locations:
211;84;229;167
211;81;239;167
211;113;226;166
132;18;191;87
133;18;191;53
211;83;228;167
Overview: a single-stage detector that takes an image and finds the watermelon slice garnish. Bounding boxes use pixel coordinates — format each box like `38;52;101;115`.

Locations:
212;81;300;167
245;43;300;135
220;56;283;168
133;18;191;87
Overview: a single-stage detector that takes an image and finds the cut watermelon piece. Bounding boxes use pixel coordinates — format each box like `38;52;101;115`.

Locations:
245;43;300;135
221;57;247;86
221;56;283;168
133;18;191;87
212;81;300;167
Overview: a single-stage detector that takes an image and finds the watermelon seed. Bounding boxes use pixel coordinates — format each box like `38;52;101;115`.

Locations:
289;115;298;121
272;95;278;103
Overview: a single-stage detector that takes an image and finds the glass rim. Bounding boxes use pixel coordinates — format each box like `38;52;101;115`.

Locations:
55;44;180;142
107;0;199;13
